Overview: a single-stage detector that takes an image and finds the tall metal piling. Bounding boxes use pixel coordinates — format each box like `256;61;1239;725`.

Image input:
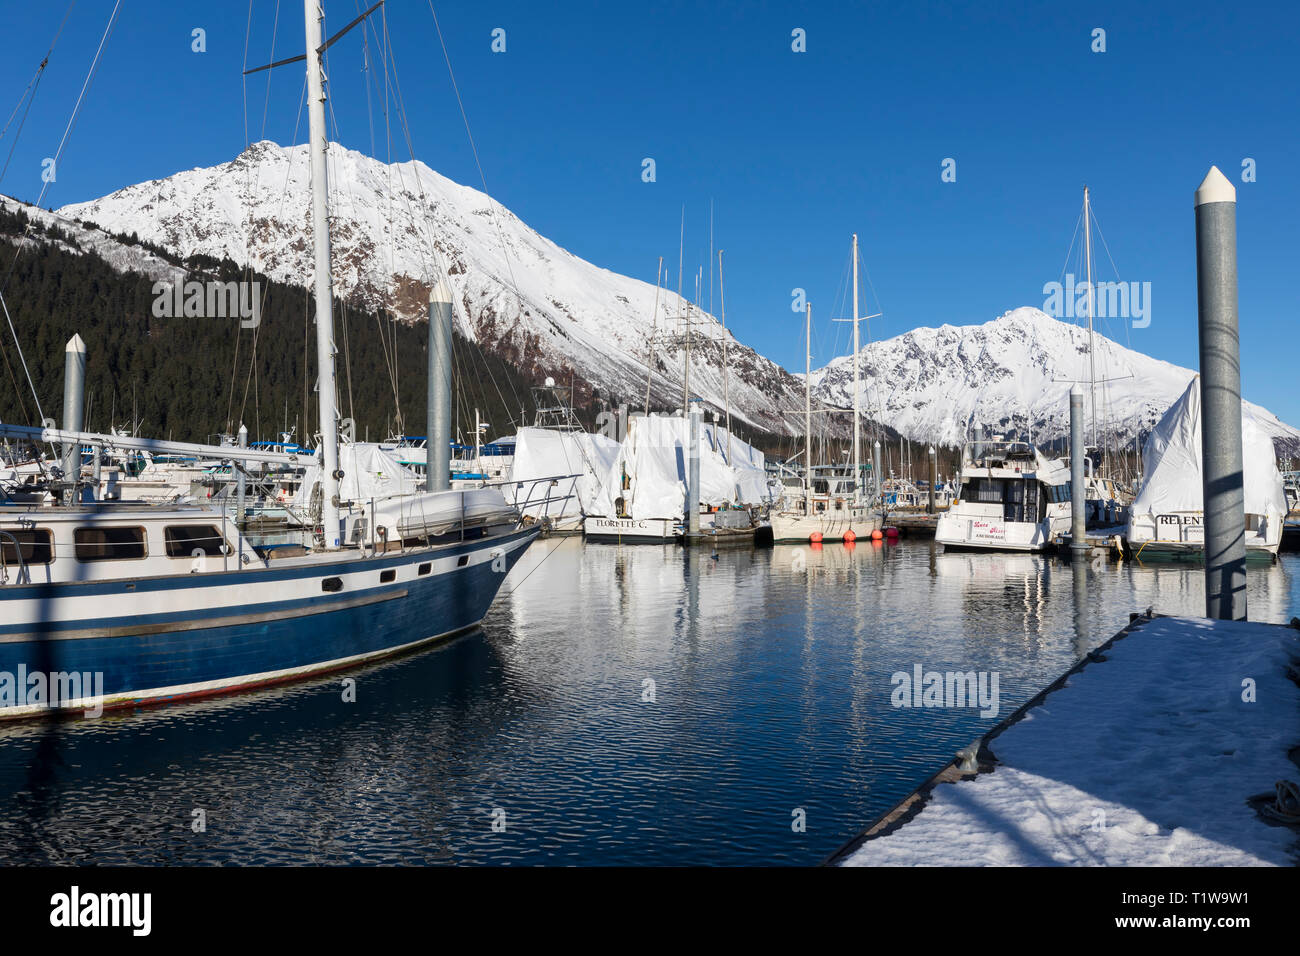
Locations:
427;280;453;493
61;334;86;503
1194;166;1246;621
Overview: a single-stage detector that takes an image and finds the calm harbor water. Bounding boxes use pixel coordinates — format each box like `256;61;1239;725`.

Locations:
1;538;1296;866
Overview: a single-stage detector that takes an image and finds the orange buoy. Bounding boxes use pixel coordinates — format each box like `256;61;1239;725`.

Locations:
809;531;823;544
842;529;856;543
870;529;883;541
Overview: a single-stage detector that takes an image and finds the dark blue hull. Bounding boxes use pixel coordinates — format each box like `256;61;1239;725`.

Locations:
0;527;537;718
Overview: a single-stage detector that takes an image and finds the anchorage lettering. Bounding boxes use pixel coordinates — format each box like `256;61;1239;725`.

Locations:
0;667;104;717
49;886;151;937
891;664;1000;718
1042;273;1151;328
152;279;261;328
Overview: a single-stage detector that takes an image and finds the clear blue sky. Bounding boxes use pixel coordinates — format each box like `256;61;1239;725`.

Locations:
2;1;1297;422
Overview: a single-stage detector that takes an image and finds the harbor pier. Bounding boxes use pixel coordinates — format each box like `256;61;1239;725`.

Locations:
828;612;1300;866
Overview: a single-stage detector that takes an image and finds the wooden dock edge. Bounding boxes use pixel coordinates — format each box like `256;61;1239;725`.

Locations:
821;605;1170;866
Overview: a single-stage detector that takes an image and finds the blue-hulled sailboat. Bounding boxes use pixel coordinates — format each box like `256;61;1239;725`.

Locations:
0;0;540;719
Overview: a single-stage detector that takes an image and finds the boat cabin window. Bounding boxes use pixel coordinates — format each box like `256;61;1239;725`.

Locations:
164;525;228;558
962;478;1006;503
1;529;53;565
74;526;147;561
1047;484;1072;503
959;478;1046;523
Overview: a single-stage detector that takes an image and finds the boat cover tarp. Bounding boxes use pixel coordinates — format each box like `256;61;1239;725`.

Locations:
1131;375;1285;518
293;443;422;507
703;423;774;505
612;414;771;519
506;426;622;519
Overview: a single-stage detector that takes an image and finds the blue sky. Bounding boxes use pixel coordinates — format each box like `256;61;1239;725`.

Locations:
2;1;1298;422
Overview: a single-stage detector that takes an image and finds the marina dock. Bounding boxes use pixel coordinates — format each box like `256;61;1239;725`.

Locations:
1052;525;1127;560
886;512;940;536
828;613;1300;866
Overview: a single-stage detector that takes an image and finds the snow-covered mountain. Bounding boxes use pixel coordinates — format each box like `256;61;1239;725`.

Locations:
808;306;1300;453
52;144;1298;450
1;194;185;285
56;141;803;433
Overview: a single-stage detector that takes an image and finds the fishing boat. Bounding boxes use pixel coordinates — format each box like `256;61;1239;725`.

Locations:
0;0;540;719
1125;376;1284;562
769;234;881;544
935;438;1072;552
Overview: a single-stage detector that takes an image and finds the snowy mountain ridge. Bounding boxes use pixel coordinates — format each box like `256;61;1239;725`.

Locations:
808;306;1300;453
56;140;804;433
48;143;1300;451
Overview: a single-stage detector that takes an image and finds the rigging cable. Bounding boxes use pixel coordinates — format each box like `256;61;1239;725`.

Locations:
424;0;528;424
0;0;123;433
0;2;74;189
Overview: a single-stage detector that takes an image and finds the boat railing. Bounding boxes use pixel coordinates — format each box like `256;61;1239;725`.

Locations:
963;439;1039;468
484;473;583;527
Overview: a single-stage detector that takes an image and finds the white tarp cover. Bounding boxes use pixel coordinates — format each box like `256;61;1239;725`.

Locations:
610;414;771;520
507;426;621;519
1132;375;1285;518
293;443;422;507
703;423;773;506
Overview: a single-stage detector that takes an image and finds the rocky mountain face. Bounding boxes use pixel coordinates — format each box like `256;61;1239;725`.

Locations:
56;141;805;433
808;307;1300;455
49;145;1299;453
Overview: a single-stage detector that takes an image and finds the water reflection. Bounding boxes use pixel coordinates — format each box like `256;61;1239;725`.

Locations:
0;539;1294;865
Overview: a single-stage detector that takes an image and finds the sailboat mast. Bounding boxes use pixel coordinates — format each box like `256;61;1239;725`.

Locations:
852;233;861;505
718;249;731;464
677;208;686;411
305;0;341;548
685;269;699;409
645;256;662;416
1084;186;1098;454
474;407;482;474
683;300;690;410
805;301;812;515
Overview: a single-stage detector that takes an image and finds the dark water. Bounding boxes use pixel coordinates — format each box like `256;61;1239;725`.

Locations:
1;539;1296;865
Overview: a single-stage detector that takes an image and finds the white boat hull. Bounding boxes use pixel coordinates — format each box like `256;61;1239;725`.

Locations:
583;516;678;542
1126;512;1281;561
936;509;1069;552
769;508;881;544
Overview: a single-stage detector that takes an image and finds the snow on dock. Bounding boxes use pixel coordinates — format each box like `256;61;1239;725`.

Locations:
839;616;1299;866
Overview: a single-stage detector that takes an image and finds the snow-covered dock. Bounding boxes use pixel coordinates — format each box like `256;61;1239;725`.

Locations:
835;614;1300;866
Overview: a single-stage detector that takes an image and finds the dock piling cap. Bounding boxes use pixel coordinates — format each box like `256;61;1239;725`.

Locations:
429;278;453;305
66;333;86;353
1194;166;1236;206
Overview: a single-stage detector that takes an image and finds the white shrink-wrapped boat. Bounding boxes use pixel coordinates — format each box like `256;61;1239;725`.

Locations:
505;426;621;534
1126;376;1284;562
